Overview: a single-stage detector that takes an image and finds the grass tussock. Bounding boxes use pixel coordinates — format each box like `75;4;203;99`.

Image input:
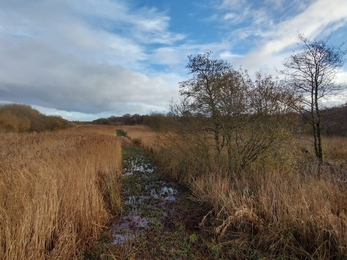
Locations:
0;125;122;259
128;125;347;259
192;170;347;258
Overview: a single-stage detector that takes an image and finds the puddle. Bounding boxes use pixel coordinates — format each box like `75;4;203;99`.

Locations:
122;157;155;176
150;186;177;201
111;215;148;245
112;156;178;245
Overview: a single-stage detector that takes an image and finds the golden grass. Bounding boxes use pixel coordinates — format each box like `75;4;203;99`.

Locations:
191;170;347;258
120;125;161;151
126;126;347;258
0;125;122;259
323;136;347;163
292;134;347;162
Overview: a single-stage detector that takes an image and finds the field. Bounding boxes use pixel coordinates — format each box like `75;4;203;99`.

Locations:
2;123;347;259
122;125;347;259
0;125;122;259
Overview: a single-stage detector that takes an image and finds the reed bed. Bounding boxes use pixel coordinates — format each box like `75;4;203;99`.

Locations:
191;169;347;258
125;125;347;258
0;125;122;259
322;136;347;163
120;125;161;151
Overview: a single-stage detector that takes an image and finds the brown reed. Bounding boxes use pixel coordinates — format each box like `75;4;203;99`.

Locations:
0;125;122;259
123;125;347;258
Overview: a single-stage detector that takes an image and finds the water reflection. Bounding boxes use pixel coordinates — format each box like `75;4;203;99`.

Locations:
112;156;178;245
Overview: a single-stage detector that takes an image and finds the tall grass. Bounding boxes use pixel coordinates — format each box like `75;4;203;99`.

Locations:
125;125;347;258
322;136;347;163
120;125;160;150
191;169;347;258
0;125;122;259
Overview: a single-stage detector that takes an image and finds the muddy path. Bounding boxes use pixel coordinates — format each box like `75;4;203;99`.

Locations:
109;146;216;259
83;135;287;259
83;143;269;259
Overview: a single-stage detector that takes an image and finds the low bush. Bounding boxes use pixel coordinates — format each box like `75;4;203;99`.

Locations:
124;125;347;259
0;103;72;132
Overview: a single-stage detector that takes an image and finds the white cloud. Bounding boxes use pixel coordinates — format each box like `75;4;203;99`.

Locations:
263;0;347;40
152;47;186;66
220;0;244;9
233;0;347;75
1;0;346;120
219;51;243;63
0;39;180;114
336;70;347;85
0;0;186;119
223;13;236;20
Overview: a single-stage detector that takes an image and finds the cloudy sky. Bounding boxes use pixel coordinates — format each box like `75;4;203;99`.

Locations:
0;0;347;121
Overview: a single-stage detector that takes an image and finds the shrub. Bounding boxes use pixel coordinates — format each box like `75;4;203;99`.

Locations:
0;104;72;132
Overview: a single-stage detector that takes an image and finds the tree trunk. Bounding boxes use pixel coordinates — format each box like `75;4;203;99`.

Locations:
316;113;323;165
314;77;324;165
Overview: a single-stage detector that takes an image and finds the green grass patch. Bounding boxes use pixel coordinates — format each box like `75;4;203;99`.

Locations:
121;146;143;160
115;129;127;136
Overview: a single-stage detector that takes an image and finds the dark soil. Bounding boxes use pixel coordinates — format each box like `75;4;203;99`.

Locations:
83;145;268;260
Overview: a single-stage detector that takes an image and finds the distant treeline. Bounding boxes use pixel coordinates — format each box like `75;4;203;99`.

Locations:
320;103;347;136
91;113;146;126
91;104;347;136
0;104;72;132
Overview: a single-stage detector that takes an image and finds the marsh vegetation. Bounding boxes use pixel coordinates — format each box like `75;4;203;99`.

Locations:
0;125;122;259
121;124;347;259
1;35;347;259
1;121;347;259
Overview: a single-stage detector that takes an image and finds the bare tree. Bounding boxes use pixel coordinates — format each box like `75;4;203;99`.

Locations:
178;52;244;157
173;52;296;173
282;35;346;164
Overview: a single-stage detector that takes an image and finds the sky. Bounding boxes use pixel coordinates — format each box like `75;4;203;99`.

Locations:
0;0;347;121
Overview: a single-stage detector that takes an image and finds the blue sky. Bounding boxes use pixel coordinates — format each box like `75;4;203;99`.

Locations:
0;0;346;121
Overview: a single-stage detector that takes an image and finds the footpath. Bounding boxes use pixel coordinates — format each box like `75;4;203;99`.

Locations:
83;142;220;260
110;145;215;259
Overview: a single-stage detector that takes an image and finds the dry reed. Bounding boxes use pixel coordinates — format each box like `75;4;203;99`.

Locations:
120;125;160;151
0;125;122;259
128;126;347;258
